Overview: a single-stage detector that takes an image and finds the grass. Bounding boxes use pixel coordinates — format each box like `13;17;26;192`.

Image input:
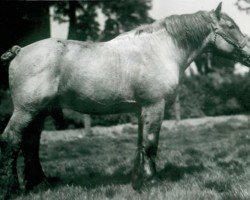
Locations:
14;115;250;200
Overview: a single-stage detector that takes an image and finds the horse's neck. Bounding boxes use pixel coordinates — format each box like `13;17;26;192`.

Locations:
183;39;210;70
157;13;212;71
113;28;211;73
144;30;211;72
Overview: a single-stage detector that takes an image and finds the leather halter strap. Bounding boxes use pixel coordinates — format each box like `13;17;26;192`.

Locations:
213;29;248;50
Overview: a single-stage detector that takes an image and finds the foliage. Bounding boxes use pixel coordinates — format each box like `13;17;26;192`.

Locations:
194;53;235;75
172;73;249;118
235;0;250;13
163;72;250;120
53;1;100;41
0;90;12;133
52;0;153;41
0;2;50;89
100;0;153;41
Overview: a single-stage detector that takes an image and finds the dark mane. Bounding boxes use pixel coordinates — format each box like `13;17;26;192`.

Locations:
135;11;213;49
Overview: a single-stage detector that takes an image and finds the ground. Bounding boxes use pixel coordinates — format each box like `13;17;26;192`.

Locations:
14;115;250;200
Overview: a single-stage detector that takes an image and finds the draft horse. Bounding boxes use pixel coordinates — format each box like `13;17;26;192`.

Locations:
1;3;250;199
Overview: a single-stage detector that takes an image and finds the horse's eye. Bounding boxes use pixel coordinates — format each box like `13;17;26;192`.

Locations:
228;23;235;29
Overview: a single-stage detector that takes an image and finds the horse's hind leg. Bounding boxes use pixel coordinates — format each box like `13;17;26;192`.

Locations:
22;107;65;191
51;107;66;130
21;111;47;191
0;109;34;199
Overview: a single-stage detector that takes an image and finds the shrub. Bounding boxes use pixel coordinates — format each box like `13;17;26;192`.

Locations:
0;89;12;132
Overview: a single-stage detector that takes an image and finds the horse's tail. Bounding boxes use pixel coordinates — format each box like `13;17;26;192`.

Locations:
1;45;21;63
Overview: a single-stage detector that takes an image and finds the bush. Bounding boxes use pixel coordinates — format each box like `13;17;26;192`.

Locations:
0;89;12;132
176;73;250;119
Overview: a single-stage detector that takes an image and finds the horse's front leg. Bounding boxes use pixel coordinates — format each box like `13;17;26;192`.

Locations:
132;100;165;190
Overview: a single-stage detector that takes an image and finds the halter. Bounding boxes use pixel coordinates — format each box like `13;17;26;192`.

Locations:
213;29;248;50
212;28;250;63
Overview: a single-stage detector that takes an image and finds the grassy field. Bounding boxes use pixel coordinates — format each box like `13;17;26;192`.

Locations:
14;115;250;200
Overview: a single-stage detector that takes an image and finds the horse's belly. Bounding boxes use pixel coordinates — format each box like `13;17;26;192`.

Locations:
59;91;138;114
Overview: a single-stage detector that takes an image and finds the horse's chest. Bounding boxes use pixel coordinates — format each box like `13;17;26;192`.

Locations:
135;68;179;105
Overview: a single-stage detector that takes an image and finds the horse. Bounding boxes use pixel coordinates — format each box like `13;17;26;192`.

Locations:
1;3;250;199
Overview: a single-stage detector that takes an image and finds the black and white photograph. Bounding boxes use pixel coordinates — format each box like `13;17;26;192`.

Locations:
0;0;250;199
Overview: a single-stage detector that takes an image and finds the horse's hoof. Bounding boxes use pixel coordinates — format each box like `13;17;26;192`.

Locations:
131;180;143;192
131;147;145;191
148;176;160;185
0;176;20;200
25;178;51;193
131;172;144;192
0;193;9;200
33;179;51;191
0;187;21;200
143;175;160;188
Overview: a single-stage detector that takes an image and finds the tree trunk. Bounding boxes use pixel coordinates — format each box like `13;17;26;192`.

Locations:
174;93;181;122
207;52;212;71
68;1;77;40
83;114;92;135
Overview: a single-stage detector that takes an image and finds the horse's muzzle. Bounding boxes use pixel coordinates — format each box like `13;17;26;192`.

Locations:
239;37;250;67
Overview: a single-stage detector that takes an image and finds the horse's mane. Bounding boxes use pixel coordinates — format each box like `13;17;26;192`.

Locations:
131;11;213;49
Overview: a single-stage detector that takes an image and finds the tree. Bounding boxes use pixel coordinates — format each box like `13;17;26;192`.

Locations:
195;53;235;75
53;0;153;41
0;1;50;89
53;1;100;41
235;0;250;13
100;0;153;41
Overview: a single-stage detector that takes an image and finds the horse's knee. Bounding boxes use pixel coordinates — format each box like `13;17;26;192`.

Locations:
1;111;33;148
1;127;22;160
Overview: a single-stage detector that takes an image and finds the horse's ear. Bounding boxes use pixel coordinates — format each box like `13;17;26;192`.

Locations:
215;2;222;20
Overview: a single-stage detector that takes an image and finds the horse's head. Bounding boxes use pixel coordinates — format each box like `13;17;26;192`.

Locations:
209;3;250;67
